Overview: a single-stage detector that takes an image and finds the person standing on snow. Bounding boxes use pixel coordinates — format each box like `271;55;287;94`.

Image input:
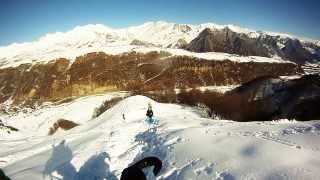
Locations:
146;102;155;124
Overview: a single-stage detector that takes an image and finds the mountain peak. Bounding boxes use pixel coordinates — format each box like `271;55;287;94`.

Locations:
0;21;319;68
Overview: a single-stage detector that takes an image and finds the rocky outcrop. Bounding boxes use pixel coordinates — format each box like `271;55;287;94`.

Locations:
186;28;320;64
0;51;302;106
166;38;188;48
173;24;192;33
130;39;156;47
281;39;315;64
186;28;270;57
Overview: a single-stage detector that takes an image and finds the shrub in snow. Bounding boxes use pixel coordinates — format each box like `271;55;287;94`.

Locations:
92;97;125;118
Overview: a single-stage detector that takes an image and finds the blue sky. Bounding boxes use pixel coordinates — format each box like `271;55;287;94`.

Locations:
0;0;319;46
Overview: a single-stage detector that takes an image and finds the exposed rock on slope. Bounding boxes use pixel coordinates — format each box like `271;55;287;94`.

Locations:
0;51;301;106
186;28;270;57
147;56;301;90
281;39;315;64
167;38;188;48
130;39;156;47
187;28;320;64
48;119;79;135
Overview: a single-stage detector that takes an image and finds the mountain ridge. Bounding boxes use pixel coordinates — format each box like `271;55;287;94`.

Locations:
2;21;319;48
186;27;319;64
0;21;319;68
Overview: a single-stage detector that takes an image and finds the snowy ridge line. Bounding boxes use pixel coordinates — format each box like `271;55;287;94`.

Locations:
0;21;316;68
135;48;291;64
1;21;318;49
0;46;291;69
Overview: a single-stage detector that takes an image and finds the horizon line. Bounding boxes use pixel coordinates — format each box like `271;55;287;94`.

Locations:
1;20;319;47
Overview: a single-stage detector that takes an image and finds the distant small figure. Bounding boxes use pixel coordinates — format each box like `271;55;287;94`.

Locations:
122;113;126;120
120;156;162;180
146;102;156;124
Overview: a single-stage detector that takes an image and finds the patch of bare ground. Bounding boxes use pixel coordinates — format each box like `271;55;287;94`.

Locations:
48;119;79;135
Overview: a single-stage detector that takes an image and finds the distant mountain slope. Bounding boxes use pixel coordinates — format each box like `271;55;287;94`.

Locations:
186;27;320;64
186;27;270;57
0;51;301;105
0;21;319;68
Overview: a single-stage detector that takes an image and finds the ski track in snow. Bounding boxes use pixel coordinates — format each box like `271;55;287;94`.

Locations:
1;94;320;179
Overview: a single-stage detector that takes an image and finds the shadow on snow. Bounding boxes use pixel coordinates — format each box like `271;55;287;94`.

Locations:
43;140;117;180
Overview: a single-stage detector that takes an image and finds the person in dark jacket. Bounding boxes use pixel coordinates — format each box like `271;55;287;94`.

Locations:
146;102;155;124
146;108;153;118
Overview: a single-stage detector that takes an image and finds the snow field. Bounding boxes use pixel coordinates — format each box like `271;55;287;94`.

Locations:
0;94;320;179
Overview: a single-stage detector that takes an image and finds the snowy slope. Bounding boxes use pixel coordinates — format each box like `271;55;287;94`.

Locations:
1;94;320;180
134;47;288;63
0;92;127;139
0;21;316;68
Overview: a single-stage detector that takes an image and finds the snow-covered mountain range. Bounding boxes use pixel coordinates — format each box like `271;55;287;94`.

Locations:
0;21;319;68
